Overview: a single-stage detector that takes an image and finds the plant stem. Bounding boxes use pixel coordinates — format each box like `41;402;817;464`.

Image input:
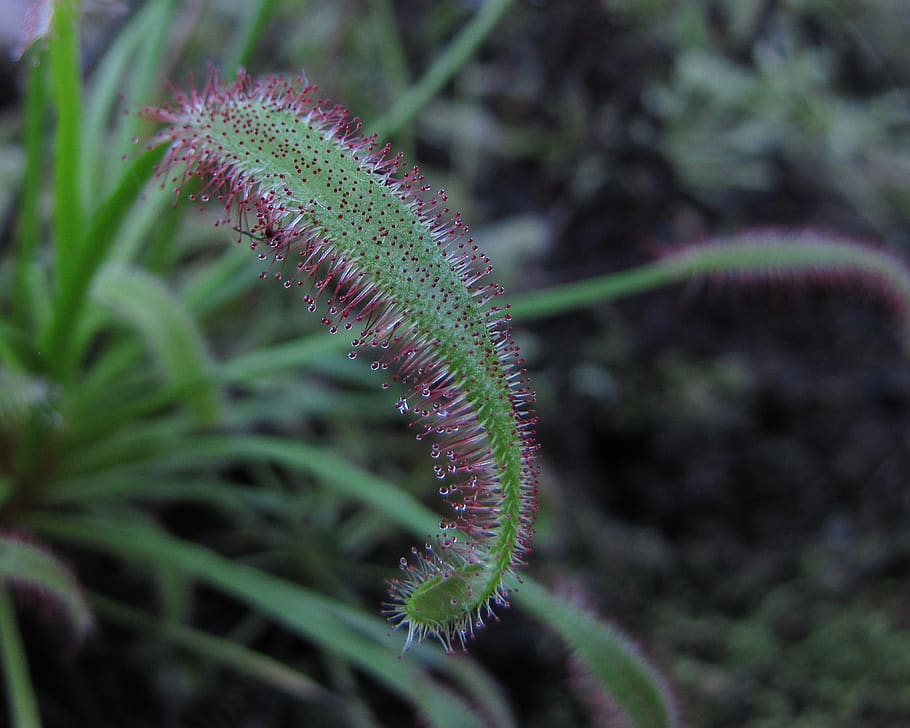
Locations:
509;262;681;320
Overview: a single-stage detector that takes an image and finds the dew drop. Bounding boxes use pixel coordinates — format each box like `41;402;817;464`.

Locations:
347;351;357;360
395;397;409;414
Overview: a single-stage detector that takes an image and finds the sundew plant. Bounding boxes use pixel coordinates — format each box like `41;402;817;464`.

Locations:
2;2;909;726
143;69;540;652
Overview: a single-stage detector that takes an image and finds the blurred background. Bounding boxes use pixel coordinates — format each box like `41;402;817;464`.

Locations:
2;1;910;726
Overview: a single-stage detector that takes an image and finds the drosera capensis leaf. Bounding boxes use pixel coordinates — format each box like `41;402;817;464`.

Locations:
0;533;94;643
510;228;910;341
141;69;539;652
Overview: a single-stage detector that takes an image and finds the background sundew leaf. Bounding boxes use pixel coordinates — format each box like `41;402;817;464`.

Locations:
0;533;93;640
141;70;539;652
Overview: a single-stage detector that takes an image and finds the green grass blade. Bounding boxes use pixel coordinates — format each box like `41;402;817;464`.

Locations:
44;145;165;378
145;434;439;536
46;476;288;513
218;334;350;382
30;514;486;728
370;0;514;139
13;58;47;331
182;244;258;317
225;0;282;74
513;579;677;728
82;0;173;195
117;0;180;163
0;321;38;372
90;265;220;424
48;0;83;289
89;593;334;704
0;586;42;728
61;413;195;478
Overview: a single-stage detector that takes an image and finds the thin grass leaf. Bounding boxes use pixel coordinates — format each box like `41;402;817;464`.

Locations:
48;0;83;292
90;265;220;424
89;592;341;705
0;321;36;372
366;0;414;155
82;0;175;195
141;434;440;537
44;145;165;378
0;586;41;728
181;244;256;317
224;0;282;75
64;345;177;443
13;58;46;331
60;412;195;477
29;513;488;728
218;334;353;383
117;0;180;164
46;476;288;514
370;0;514;139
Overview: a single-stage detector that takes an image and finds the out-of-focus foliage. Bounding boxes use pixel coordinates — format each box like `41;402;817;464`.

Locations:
606;0;910;230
